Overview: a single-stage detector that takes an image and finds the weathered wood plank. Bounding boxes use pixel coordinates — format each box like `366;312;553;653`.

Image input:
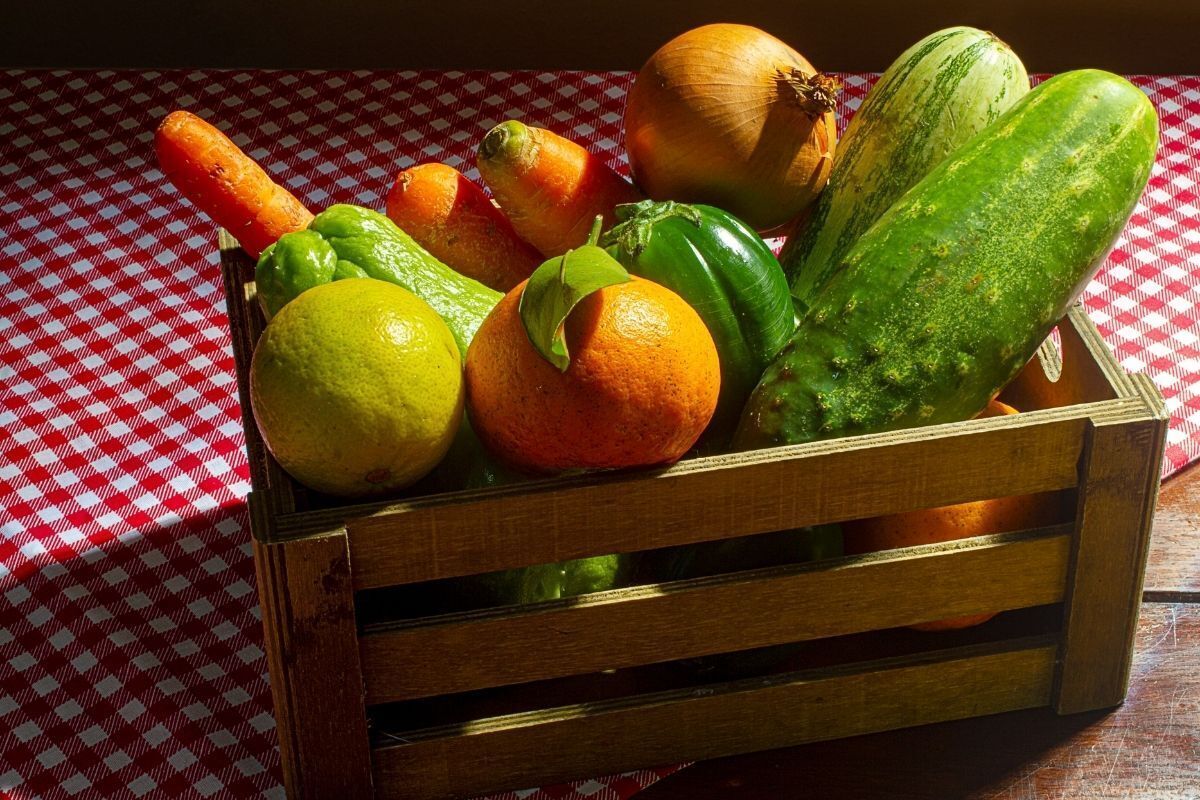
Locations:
219;233;302;516
1145;461;1200;598
360;526;1071;704
636;603;1200;800
1001;307;1122;413
1054;410;1168;713
370;639;1058;800
335;413;1101;590
252;513;374;798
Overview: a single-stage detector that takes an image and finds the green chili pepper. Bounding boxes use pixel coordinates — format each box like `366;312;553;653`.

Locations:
255;204;501;357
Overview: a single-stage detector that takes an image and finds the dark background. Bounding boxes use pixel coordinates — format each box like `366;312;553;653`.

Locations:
3;0;1199;72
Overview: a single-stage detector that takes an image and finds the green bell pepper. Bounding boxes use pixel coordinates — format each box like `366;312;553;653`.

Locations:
602;200;795;448
255;204;501;357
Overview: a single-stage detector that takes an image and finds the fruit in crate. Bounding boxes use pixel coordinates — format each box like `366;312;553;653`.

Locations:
843;401;1073;631
602;200;796;449
624;23;839;232
781;26;1030;311
249;279;464;497
736;69;1159;450
464;220;721;473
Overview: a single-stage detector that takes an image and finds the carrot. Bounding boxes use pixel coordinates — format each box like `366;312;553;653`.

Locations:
154;110;313;259
476;120;643;257
385;163;541;292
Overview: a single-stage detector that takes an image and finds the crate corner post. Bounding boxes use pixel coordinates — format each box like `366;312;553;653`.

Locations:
1053;394;1168;714
252;519;375;798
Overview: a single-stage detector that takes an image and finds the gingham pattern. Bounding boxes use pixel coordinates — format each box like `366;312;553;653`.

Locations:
0;67;1196;800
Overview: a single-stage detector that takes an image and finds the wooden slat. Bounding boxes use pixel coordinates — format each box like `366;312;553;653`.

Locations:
1001;307;1123;413
1054;400;1168;713
1065;305;1139;399
360;526;1072;704
371;638;1058;800
634;603;1200;800
253;515;375;798
218;232;301;517
335;411;1099;590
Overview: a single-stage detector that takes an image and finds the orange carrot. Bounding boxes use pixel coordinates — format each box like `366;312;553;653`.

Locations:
385;163;541;292
476;121;643;257
154;110;313;259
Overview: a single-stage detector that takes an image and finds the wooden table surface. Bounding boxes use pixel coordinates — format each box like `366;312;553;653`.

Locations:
638;463;1200;799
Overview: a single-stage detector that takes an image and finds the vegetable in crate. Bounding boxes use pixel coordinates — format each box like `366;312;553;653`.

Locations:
384;553;634;618
255;204;501;356
477;120;643;257
844;401;1073;631
249;279;463;497
478;553;628;606
155;110;313;259
735;70;1159;449
385;163;542;292
624;23;839;232
465;219;720;473
780;26;1030;311
602;200;795;448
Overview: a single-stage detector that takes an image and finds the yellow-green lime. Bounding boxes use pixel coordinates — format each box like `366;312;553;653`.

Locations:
249;278;463;497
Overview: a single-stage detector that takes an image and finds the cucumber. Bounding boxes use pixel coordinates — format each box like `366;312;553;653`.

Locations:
780;27;1029;312
734;70;1158;449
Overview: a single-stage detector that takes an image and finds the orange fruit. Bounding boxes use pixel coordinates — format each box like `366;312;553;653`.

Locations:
464;275;720;473
843;400;1068;632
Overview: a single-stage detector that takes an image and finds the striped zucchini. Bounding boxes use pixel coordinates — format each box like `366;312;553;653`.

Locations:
735;70;1159;449
781;27;1029;312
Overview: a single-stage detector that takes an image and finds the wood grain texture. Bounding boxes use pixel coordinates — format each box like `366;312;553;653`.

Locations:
371;639;1058;800
252;518;374;799
1001;308;1122;413
1054;413;1168;713
635;604;1200;800
1146;461;1200;597
359;527;1071;704
324;411;1108;590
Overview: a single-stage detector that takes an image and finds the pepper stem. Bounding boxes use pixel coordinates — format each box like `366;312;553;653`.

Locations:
777;69;841;119
602;200;704;257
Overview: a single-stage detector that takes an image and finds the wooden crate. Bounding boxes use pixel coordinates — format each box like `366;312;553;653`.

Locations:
219;232;1168;800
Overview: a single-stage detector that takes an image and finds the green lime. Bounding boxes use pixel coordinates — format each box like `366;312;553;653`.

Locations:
249;278;463;497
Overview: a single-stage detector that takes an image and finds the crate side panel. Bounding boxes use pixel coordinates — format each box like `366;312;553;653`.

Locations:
1055;412;1168;713
219;234;303;515
254;529;375;798
360;527;1071;704
371;641;1057;800
346;416;1088;589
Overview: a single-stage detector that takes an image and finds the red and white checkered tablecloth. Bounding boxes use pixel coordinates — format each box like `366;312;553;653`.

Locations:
1;67;1198;800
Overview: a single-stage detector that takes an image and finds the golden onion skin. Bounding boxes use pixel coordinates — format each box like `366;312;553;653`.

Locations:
624;23;838;233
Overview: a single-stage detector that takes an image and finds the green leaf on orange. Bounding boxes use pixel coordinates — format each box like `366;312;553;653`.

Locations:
519;217;630;371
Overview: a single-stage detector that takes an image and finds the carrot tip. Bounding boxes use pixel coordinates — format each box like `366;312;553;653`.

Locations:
479;120;529;163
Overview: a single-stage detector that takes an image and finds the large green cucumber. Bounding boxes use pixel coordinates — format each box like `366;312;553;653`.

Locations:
780;27;1029;312
735;70;1158;449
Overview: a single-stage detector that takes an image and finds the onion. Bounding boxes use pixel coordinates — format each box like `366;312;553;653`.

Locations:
624;23;839;232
